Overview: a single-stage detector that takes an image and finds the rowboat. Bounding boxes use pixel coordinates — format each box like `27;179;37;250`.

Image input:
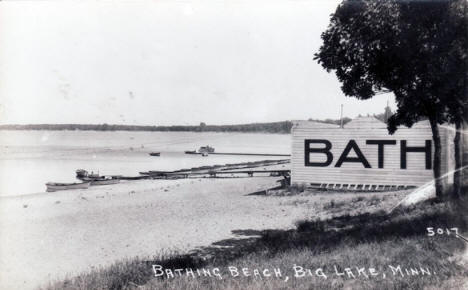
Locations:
46;182;90;192
90;178;120;186
79;175;120;185
149;152;160;156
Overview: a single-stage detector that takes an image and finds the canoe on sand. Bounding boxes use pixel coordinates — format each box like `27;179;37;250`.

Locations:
46;182;90;192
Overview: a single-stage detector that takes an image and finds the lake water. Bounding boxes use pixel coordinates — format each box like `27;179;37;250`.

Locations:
0;130;290;196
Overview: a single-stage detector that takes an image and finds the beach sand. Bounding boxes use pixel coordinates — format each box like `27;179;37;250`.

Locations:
0;176;315;290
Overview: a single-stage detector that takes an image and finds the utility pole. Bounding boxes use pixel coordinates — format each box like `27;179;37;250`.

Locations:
385;99;389;123
340;104;344;128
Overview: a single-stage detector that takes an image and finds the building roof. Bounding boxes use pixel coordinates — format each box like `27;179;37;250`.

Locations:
410;120;431;128
292;120;340;129
344;116;386;129
294;117;438;130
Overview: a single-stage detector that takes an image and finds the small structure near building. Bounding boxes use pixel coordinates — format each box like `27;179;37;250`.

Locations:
291;117;456;190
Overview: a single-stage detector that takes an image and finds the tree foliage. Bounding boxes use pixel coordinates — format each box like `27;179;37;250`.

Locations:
315;0;467;131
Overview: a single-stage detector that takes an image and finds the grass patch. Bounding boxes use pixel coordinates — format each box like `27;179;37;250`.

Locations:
279;198;310;207
287;183;307;194
322;198;347;210
45;198;468;290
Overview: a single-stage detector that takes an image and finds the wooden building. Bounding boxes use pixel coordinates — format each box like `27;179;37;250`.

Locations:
291;117;456;189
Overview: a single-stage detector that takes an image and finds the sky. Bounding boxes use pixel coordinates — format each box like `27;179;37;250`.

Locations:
0;0;395;126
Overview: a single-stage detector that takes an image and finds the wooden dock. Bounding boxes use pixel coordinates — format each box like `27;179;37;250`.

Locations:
165;169;291;178
81;158;291;183
145;169;290;179
140;159;290;177
140;158;291;179
209;169;290;178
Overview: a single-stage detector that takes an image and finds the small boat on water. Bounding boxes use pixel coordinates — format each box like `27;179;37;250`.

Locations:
184;146;215;155
198;146;215;153
46;182;90;192
149;152;160;156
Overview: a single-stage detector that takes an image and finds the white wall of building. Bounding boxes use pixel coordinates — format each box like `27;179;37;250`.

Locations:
291;117;453;187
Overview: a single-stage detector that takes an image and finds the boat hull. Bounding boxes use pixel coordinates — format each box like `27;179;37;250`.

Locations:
90;179;120;186
116;176;150;180
46;182;90;192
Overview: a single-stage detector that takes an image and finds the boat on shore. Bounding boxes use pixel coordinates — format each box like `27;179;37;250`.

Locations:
76;169;99;179
75;169;120;185
113;175;151;180
149;152;160;156
46;182;90;192
89;178;120;186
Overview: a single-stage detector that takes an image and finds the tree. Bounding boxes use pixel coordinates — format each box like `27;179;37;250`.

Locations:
443;0;468;197
199;122;207;132
315;0;467;199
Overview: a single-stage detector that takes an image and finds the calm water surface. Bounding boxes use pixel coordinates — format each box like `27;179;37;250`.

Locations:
0;130;290;196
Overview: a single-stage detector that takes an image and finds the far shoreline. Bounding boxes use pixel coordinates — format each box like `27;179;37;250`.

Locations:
0;128;292;135
0;121;294;134
0;118;353;134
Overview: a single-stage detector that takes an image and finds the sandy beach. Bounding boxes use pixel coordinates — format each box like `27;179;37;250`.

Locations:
0;176;317;290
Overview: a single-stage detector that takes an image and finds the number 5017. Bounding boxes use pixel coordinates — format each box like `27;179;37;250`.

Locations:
427;227;459;236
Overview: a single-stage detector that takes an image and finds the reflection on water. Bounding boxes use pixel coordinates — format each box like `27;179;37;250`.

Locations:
0;130;290;196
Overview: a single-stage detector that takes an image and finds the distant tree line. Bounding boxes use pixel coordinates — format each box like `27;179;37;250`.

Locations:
0;122;294;134
0;118;358;134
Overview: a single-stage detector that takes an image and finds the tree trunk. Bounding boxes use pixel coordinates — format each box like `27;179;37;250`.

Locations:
453;120;462;198
429;118;444;199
